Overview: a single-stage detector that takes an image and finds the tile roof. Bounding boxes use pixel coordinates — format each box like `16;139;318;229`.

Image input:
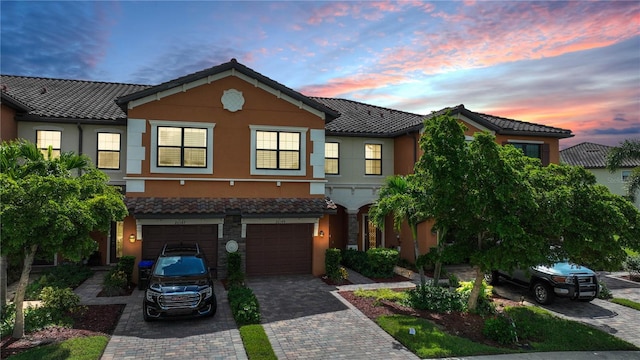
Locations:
126;197;332;217
560;142;640;168
2;62;572;138
313;97;426;137
0;75;149;123
116;59;340;120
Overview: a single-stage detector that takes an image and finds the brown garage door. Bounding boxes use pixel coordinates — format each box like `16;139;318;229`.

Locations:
246;223;313;276
142;225;218;269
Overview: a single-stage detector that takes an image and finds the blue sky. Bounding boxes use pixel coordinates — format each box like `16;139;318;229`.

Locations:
1;0;638;148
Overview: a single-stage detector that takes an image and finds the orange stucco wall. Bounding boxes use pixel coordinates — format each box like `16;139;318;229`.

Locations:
393;132;419;175
1;104;18;142
127;76;325;201
312;215;331;276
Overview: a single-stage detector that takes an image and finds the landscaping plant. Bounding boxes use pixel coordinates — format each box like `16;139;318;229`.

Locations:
228;285;261;326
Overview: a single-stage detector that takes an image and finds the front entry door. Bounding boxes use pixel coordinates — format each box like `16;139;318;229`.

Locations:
363;215;382;251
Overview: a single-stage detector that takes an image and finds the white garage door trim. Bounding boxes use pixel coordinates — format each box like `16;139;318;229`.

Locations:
136;218;225;240
240;217;320;238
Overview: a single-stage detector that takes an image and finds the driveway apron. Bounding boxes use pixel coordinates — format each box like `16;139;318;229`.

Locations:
75;272;247;360
246;275;418;360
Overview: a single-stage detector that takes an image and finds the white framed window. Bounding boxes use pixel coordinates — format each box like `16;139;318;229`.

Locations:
97;132;121;170
36;130;61;158
365;143;382;175
149;120;215;174
250;125;307;176
325;142;339;175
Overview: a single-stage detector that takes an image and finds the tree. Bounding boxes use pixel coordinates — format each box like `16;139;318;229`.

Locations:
369;175;429;284
414;112;470;284
607;139;640;202
0;140;128;339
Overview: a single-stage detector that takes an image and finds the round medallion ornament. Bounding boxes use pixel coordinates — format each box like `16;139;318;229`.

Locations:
225;240;239;253
221;89;245;112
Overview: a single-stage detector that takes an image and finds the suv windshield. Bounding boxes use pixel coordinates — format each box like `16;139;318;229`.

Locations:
153;255;206;276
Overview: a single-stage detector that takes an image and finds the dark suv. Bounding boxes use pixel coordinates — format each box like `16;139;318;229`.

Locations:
486;261;599;305
143;243;217;321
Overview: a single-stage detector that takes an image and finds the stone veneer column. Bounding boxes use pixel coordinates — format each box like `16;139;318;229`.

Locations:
347;210;359;250
219;215;244;279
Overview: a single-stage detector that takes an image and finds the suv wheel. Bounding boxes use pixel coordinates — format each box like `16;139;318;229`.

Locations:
143;302;153;322
532;281;554;305
484;271;500;285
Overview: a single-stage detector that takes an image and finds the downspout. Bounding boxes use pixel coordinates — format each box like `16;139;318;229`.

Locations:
77;122;83;175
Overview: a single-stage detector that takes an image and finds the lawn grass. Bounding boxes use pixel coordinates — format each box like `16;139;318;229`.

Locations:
376;306;638;358
7;335;109;360
377;315;513;358
239;324;277;360
611;298;640;311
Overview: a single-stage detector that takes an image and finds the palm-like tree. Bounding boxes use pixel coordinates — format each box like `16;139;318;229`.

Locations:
369;175;429;285
607;139;640;202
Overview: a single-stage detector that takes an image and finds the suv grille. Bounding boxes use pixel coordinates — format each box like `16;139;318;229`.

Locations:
575;275;598;295
159;292;201;309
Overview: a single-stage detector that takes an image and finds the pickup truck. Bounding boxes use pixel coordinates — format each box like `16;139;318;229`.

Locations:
485;262;599;305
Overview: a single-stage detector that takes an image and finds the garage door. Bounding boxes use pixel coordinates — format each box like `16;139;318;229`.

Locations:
246;223;313;276
142;225;218;269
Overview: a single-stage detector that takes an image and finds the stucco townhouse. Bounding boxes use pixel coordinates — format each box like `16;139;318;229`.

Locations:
561;142;640;209
1;59;573;281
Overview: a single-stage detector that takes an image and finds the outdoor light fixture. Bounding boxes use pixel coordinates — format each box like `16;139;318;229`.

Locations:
129;234;136;243
319;230;325;238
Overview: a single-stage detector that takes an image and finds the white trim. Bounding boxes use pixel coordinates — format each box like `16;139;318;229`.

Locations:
94;128;124;134
126;69;326;120
241;217;321;225
149;120;215;175
126;179;145;192
123;176;326;183
33;125;64;131
507;139;544;144
126;119;146;174
136;218;224;225
455;114;495;135
249;125;308;176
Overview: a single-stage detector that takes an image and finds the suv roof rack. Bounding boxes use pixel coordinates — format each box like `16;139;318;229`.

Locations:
161;242;201;256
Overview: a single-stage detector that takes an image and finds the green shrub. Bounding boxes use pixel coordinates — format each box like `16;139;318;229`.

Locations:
598;280;613;299
325;248;344;281
623;255;640;280
1;302;73;337
448;273;460;288
24;263;93;300
102;269;128;296
354;288;408;305
341;249;369;274
227;252;245;287
117;256;136;284
228;285;261;326
366;248;399;278
40;286;81;313
456;280;495;315
483;314;518;345
402;284;465;313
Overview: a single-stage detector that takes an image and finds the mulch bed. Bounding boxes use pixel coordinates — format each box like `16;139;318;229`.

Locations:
1;304;125;359
338;289;523;349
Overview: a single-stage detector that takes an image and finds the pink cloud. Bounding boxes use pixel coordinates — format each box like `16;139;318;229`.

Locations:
299;72;409;98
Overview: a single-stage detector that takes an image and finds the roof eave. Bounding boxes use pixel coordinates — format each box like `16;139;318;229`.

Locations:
498;129;574;139
15;114;127;125
1;92;32;112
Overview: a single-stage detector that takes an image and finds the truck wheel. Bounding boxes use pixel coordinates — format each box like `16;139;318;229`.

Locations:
484;271;500;285
532;281;554;305
143;302;153;322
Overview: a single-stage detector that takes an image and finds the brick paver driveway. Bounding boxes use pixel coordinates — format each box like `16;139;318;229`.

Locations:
247;275;418;360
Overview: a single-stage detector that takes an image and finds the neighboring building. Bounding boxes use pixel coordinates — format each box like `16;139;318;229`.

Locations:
0;59;574;279
560;142;640;209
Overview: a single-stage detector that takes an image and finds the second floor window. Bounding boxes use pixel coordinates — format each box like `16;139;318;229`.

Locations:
622;170;631;182
97;133;121;170
325;142;339;175
256;131;300;170
511;143;541;159
365;143;382;175
36;130;61;158
157;127;207;168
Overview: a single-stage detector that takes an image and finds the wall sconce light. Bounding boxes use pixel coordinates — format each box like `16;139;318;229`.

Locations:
319;230;325;238
129;234;136;243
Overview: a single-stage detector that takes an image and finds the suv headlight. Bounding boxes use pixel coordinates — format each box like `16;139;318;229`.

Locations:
146;284;161;301
551;275;574;284
199;286;213;299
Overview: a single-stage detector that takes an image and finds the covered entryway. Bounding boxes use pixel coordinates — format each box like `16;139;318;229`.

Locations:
141;225;218;269
245;223;313;276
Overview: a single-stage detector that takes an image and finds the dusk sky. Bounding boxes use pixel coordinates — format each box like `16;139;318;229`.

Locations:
1;1;638;148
